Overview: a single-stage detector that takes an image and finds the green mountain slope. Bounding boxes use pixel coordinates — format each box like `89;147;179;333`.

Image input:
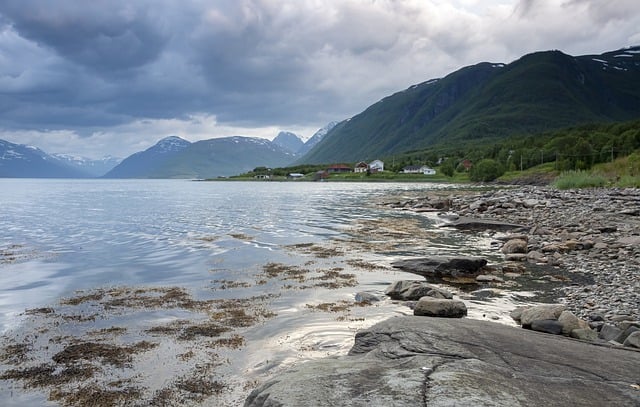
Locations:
301;47;640;164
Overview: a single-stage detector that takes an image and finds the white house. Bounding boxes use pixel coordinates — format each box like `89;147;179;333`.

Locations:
402;165;436;175
369;159;384;172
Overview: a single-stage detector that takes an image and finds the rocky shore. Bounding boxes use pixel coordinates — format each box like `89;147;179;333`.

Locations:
245;317;640;407
246;186;640;405
387;185;640;324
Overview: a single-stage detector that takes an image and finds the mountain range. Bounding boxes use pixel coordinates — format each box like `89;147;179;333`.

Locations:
0;139;120;178
2;46;639;178
301;46;640;163
0;128;327;178
104;136;298;178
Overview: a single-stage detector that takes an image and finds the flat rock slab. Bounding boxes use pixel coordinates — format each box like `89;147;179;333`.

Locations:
391;256;487;279
443;216;527;232
245;317;640;407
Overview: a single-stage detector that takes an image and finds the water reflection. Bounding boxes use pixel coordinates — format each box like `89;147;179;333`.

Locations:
1;179;532;405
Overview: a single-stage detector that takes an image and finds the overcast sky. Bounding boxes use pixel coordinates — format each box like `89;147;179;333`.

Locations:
1;0;639;159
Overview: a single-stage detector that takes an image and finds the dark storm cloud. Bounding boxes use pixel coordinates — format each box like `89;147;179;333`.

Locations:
0;0;167;73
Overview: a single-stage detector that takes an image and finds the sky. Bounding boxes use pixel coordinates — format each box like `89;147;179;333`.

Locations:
1;0;639;159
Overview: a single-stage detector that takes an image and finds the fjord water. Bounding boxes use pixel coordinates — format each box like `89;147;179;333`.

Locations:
1;179;508;404
0;179;464;329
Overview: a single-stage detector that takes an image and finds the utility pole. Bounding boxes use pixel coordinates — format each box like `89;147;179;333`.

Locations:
611;146;614;162
520;154;523;172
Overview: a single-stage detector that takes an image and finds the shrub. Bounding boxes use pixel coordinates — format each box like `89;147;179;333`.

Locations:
469;159;504;182
439;159;455;177
553;171;607;189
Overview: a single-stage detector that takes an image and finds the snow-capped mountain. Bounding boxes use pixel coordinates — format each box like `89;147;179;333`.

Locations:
151;136;192;154
51;154;122;177
0;139;90;178
272;131;304;154
297;121;339;156
105;136;295;178
104;136;192;178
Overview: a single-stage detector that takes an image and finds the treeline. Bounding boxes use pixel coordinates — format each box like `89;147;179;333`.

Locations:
383;119;640;178
240;120;640;181
237;164;329;177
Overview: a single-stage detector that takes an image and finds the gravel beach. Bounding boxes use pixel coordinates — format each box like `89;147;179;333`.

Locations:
390;185;640;323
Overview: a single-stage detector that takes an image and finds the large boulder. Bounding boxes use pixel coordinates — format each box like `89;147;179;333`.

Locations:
519;304;566;327
413;298;467;318
557;311;591;336
385;280;453;301
245;317;640;407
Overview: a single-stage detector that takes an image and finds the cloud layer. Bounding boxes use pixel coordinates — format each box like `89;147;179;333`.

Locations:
1;0;639;158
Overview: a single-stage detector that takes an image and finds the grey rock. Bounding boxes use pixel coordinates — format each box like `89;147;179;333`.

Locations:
384;280;453;301
526;250;547;262
475;274;504;283
618;236;640;246
505;253;528;262
623;331;640;348
519;305;566;327
502;238;528;254
355;292;381;303
444;216;526;232
245;317;640;407
599;324;623;341
413;298;467;318
530;319;564;335
391;256;487;280
615;326;640;344
510;307;527;324
618;321;640;331
570;328;598;341
557;311;589;336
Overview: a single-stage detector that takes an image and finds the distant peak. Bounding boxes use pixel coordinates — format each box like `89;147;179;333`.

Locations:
151;136;191;153
158;135;189;143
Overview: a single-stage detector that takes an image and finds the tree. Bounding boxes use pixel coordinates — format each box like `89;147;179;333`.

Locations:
469;159;504;182
440;159;455;177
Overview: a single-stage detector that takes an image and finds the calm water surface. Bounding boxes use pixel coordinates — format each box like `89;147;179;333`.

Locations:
0;179;477;329
1;179;513;405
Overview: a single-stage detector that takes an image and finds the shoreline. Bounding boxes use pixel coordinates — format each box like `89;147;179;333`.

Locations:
2;184;639;406
391;185;640;323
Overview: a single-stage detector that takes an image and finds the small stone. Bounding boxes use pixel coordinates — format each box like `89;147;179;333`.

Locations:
502;239;528;254
510;307;527;324
355;292;380;303
526;250;547;263
588;313;605;322
505;253;527;262
476;275;504;283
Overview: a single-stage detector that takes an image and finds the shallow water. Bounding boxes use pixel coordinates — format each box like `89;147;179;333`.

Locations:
0;179;538;405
